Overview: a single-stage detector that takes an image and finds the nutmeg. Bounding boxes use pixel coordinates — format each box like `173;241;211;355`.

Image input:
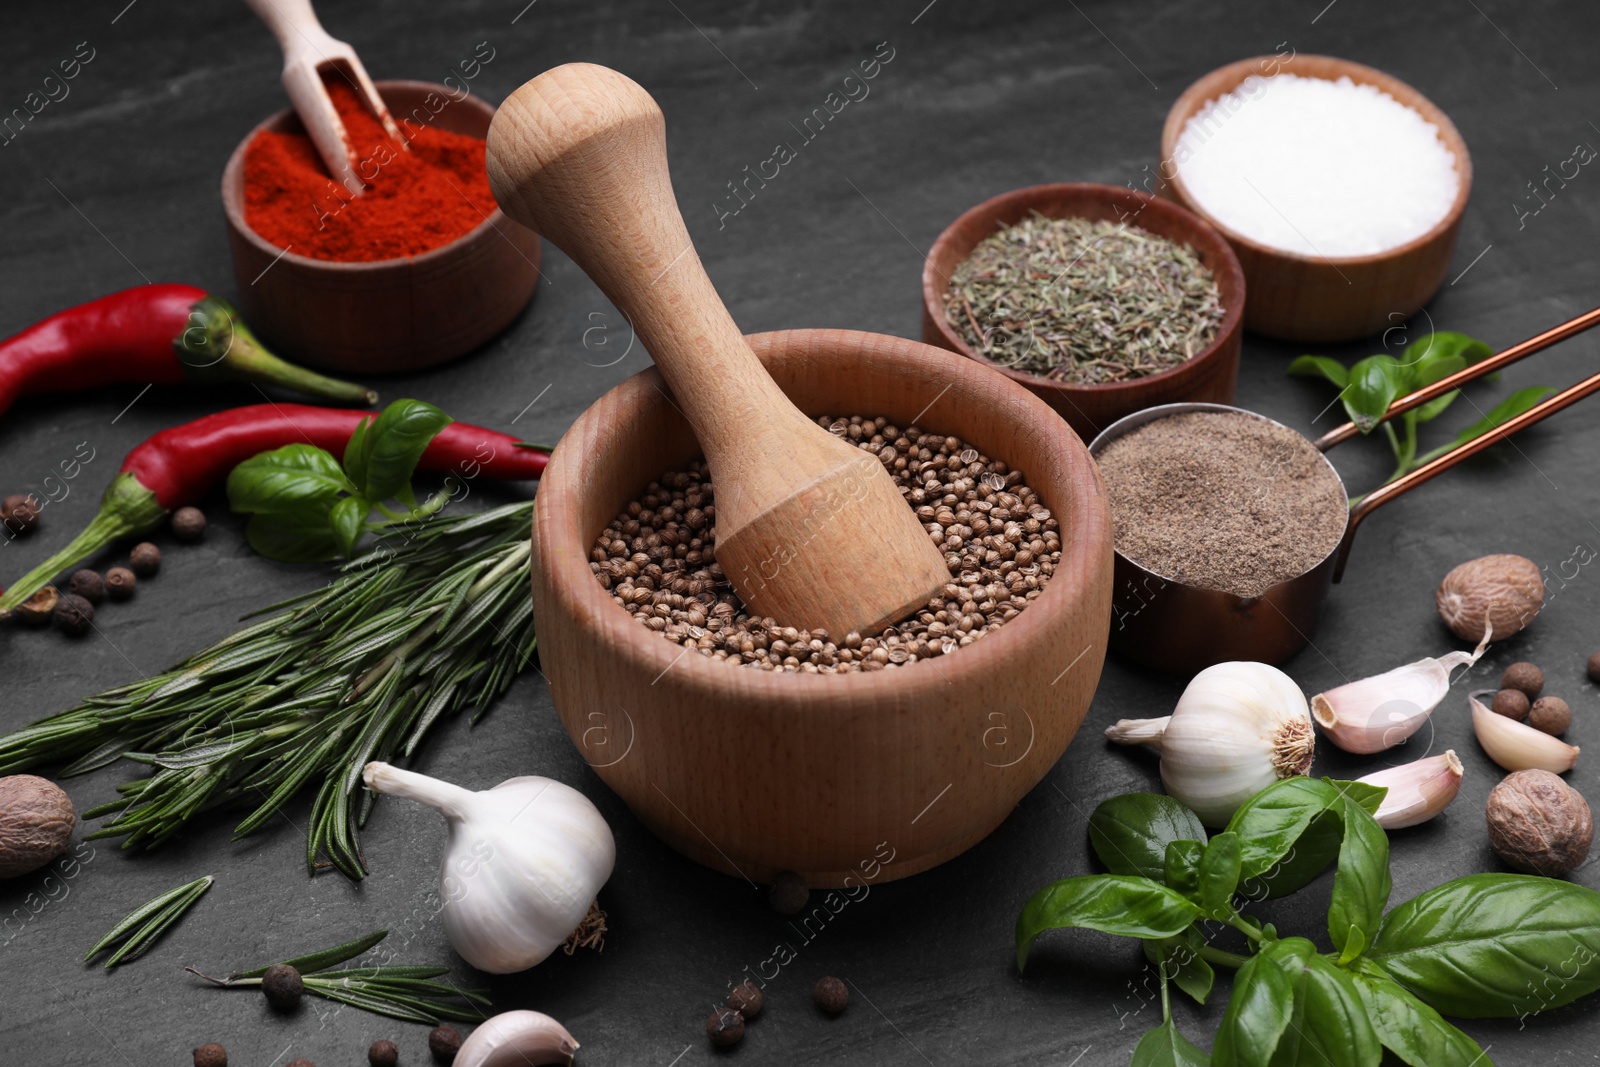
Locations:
1486;769;1593;877
1436;554;1544;643
0;774;76;878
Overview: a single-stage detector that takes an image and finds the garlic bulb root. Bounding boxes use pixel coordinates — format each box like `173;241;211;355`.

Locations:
1470;691;1580;773
1357;751;1464;829
1311;631;1489;754
1106;661;1314;828
452;1010;578;1067
363;762;616;975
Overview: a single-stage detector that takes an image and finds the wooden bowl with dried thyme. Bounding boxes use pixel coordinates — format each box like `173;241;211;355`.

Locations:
921;183;1244;442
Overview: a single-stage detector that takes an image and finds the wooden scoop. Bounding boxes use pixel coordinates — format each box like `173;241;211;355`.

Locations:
487;63;950;638
245;0;404;196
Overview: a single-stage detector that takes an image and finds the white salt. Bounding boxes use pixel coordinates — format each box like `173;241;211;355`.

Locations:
1174;73;1459;258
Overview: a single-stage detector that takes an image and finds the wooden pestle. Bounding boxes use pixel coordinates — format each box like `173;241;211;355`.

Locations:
486;63;949;638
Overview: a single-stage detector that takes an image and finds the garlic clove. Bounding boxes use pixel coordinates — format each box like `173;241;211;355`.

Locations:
1311;632;1489;754
1357;751;1464;829
1471;690;1580;773
452;1010;579;1067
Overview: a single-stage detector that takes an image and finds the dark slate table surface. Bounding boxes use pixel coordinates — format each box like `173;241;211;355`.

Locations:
4;0;1600;1063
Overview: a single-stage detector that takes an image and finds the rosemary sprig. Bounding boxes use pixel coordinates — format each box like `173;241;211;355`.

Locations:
0;500;538;880
187;929;491;1024
84;874;213;969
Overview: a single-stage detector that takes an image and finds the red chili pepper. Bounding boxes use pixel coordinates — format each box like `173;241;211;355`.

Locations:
0;404;548;612
0;284;377;417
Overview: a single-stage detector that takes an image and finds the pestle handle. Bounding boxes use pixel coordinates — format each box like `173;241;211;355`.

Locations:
485;63;815;483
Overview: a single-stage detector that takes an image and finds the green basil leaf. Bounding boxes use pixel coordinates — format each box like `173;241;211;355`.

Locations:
1414;388;1462;424
1198;832;1241;917
1343;355;1406;433
1369;873;1600;1018
1407;330;1493;371
1436;386;1558;455
243;511;342;563
1215;939;1380;1067
349;399;452;503
1016;875;1202;971
1348;958;1491;1066
226;444;351;516
1239;810;1340;901
1226;778;1345;881
1328;796;1389;957
1286;355;1349;389
1132;1018;1211;1067
1165;840;1204;899
342;415;376;490
1153;927;1215;1006
1089;793;1208;882
329;496;368;559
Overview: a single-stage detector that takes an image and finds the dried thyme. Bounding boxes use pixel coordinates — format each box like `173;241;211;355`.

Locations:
944;212;1224;384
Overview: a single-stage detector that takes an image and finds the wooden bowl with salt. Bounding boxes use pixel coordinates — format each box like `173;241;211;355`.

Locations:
530;328;1113;886
921;183;1245;444
1160;55;1472;343
221;80;542;373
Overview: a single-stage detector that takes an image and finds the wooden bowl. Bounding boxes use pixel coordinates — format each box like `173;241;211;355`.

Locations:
1160;55;1472;342
922;183;1244;444
531;328;1114;885
221;81;542;373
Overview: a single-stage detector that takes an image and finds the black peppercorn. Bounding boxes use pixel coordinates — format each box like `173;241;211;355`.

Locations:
172;506;207;543
1500;661;1544;699
367;1038;399;1067
261;963;304;1011
1491;688;1530;721
105;566;136;600
193;1044;227;1067
768;870;810;916
53;593;94;636
1;493;40;535
68;568;105;604
129;541;161;577
706;1006;745;1047
814;976;849;1014
14;586;58;627
727;979;763;1019
428;1024;461;1061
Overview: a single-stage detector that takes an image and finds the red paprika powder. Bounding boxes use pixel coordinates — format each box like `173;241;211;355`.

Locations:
243;78;497;262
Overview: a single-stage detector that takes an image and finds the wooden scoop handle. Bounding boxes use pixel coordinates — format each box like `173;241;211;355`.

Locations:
486;63;819;493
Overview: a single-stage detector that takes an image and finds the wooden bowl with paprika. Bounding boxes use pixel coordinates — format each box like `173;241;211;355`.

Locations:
530;328;1114;886
222;80;542;373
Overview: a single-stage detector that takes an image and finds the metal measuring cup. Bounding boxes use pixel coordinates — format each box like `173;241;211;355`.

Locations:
1088;306;1600;673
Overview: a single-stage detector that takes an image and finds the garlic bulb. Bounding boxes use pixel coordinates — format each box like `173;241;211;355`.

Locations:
1311;632;1489;753
1357;751;1464;829
1470;691;1580;773
453;1010;578;1067
363;762;615;974
1106;661;1314;827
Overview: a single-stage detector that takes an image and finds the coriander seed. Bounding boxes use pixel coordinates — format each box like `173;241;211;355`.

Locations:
172;506;207;542
129;542;161;577
53;593;94;636
1501;662;1544;699
1492;688;1531;721
728;980;764;1018
428;1024;461;1061
1529;696;1571;736
192;1043;227;1067
68;568;105;604
105;566;136;600
769;870;810;915
367;1039;399;1067
706;1006;745;1047
814;976;849;1014
261;963;303;1011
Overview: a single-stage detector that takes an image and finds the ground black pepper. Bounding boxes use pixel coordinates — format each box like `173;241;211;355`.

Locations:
1095;411;1346;598
591;416;1061;672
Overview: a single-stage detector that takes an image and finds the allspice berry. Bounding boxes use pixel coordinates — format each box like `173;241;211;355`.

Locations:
261;963;304;1011
706;1006;745;1047
172;506;207;543
814;976;849;1014
1;493;40;535
129;542;161;577
1500;662;1544;699
367;1039;399;1067
428;1024;461;1061
68;569;105;604
0;774;76;878
1491;688;1530;721
286;1060;316;1067
727;979;763;1018
1589;651;1600;684
193;1044;227;1067
1487;769;1593;877
52;593;94;636
769;870;810;916
1529;697;1572;736
14;586;59;627
105;567;136;600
